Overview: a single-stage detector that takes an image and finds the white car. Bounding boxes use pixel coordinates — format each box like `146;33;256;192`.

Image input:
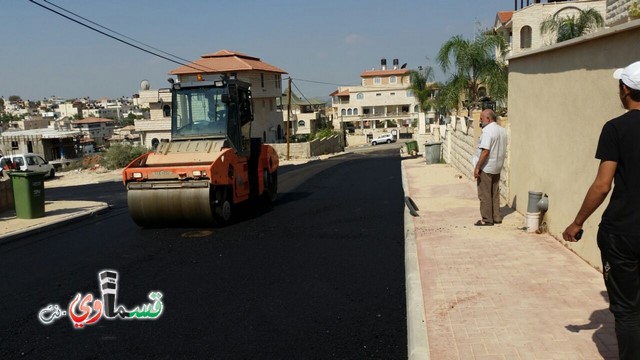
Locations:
0;153;56;179
371;134;396;145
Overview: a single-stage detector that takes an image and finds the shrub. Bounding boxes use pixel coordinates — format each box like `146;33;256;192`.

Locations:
311;128;338;140
101;143;149;170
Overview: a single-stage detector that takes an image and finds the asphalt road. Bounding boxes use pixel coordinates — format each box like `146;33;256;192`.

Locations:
0;149;407;360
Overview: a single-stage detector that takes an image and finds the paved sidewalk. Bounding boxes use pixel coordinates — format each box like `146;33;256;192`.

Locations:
402;157;617;360
0;200;109;243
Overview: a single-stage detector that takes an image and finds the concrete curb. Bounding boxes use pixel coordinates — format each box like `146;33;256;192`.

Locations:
0;203;110;245
401;160;430;360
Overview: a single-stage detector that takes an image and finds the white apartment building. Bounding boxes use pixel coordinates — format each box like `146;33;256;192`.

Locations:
494;0;606;59
280;89;327;137
71;117;116;145
134;86;172;149
330;58;421;139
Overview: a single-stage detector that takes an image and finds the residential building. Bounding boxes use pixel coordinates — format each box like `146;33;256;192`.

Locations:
108;125;140;146
279;88;327;137
134;84;172;149
0;128;81;162
71;117;116;146
330;58;421;140
168;49;287;143
494;0;606;59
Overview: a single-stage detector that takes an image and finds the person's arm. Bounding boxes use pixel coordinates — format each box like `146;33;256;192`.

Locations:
474;149;490;179
562;160;617;242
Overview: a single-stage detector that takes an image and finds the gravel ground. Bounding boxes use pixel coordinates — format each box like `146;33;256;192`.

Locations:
45;167;123;189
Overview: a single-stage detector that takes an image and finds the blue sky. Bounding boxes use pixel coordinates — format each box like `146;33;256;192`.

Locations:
1;0;513;101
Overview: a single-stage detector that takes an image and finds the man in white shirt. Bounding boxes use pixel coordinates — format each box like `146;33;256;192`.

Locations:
473;109;508;226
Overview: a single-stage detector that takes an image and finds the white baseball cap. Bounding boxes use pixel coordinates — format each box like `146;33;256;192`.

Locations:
613;61;640;91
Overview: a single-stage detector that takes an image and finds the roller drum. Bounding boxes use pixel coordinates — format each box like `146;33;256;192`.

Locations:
127;185;214;227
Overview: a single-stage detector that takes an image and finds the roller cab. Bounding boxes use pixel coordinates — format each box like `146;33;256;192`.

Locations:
123;78;278;227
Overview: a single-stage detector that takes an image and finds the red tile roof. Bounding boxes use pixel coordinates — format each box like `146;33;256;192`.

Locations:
360;69;410;77
169;49;287;75
497;11;513;24
330;89;350;97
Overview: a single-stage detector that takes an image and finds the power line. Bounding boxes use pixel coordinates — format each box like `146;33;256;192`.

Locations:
290;77;351;87
29;0;211;73
30;1;347;93
290;80;317;108
41;0;204;70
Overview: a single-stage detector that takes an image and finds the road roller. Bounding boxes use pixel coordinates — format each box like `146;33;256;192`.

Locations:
122;77;278;227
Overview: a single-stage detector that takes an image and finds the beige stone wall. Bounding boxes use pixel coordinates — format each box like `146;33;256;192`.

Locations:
607;0;634;25
508;22;640;270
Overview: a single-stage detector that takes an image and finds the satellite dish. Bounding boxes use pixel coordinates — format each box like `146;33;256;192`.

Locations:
401;63;407;69
140;79;151;90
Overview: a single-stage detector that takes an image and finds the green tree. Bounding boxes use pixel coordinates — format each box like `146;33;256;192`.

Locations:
8;95;21;103
540;8;604;43
436;31;508;114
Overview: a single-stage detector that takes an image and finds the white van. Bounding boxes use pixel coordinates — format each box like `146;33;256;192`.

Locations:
0;153;56;179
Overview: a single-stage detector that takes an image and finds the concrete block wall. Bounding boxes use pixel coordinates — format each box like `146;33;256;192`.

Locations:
309;135;343;156
270;135;343;159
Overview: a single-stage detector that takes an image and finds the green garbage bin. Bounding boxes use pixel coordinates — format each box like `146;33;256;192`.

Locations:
9;171;45;219
406;140;418;156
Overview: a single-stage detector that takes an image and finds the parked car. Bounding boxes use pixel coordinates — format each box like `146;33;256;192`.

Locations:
370;134;396;145
0;153;56;179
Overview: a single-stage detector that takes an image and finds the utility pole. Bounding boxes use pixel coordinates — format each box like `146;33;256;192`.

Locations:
286;77;292;161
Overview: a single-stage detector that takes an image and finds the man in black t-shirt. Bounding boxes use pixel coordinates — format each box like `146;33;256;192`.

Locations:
563;61;640;360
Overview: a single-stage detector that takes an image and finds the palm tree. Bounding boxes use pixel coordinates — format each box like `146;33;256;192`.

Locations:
436;31;508;114
409;65;440;115
540;8;604;43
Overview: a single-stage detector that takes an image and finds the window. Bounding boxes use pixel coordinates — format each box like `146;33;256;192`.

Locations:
374;77;381;85
414;105;420;113
341;109;346;116
347;109;353;116
520;26;532;49
406;90;413;97
389;76;397;84
11;141;18;150
356;93;364;100
163;104;171;117
353;108;358;116
298;120;305;127
261;73;265;87
376;93;382;97
275;74;279;89
390;92;395;96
